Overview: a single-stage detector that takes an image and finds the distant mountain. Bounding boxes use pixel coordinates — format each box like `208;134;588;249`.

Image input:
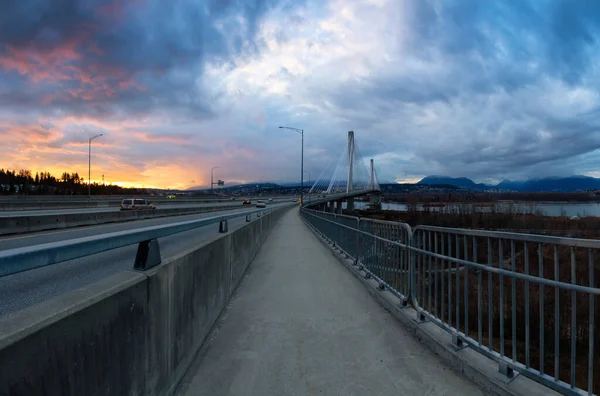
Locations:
520;176;600;192
418;175;600;192
418;176;488;190
496;179;525;191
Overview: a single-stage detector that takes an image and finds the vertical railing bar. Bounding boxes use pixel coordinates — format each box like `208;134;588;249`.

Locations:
570;246;576;389
442;233;446;325
382;225;386;281
407;227;411;297
394;226;399;295
554;244;560;382
456;234;460;332
476;236;481;345
422;230;427;309
539;242;545;375
386;225;391;284
416;231;421;306
512;240;517;362
404;228;409;297
464;234;469;338
373;225;377;275
588;248;595;395
380;225;385;283
390;225;394;289
500;238;505;357
428;230;432;313
488;237;493;351
435;232;439;317
448;233;453;328
400;228;404;296
524;242;530;369
421;231;426;308
356;218;361;269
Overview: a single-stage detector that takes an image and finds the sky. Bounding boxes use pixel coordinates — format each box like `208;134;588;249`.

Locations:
1;0;600;189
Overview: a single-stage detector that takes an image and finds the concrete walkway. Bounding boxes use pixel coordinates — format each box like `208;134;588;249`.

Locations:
177;209;486;396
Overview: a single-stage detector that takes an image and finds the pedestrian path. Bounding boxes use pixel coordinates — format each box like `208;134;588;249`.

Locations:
177;208;486;396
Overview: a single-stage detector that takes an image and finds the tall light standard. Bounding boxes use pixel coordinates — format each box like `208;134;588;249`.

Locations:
279;126;304;205
211;166;220;193
88;133;103;198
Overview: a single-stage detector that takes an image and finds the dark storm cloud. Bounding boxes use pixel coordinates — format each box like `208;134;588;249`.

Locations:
304;0;600;182
0;0;298;118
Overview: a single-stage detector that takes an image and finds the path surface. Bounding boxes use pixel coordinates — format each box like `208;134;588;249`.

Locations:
177;209;487;396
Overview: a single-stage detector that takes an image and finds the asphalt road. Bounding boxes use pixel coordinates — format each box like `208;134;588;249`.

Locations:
0;203;287;316
0;201;244;217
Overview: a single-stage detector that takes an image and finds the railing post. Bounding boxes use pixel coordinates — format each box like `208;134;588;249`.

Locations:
133;239;162;270
452;333;467;350
499;361;515;378
219;219;228;233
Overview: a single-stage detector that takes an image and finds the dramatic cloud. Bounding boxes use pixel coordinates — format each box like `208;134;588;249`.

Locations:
1;0;600;188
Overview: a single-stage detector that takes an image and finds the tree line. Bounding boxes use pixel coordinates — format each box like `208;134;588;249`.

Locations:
0;169;144;195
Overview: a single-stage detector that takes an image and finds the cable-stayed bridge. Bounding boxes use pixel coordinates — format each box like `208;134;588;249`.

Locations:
305;131;382;211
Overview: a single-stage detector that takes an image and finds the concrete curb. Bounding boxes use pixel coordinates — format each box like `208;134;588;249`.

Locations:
300;216;560;396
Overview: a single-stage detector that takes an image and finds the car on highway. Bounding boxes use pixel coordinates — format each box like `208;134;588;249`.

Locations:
166;195;176;199
256;200;266;208
242;199;251;205
268;198;273;203
120;198;156;211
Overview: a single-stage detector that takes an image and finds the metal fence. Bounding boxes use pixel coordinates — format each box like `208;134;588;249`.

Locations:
300;208;599;396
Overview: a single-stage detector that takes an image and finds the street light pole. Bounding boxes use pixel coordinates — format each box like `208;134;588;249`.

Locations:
211;166;220;193
88;133;103;199
279;126;304;206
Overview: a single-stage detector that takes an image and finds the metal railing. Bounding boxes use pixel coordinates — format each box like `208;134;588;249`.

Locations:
300;208;599;396
0;206;288;277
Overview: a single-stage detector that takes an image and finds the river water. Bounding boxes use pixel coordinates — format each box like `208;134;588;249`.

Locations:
350;201;600;217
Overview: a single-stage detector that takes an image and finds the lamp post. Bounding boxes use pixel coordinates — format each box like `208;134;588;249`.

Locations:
279;126;304;205
88;133;103;199
211;166;220;193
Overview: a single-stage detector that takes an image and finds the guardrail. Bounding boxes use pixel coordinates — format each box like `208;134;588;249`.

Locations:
300;208;599;396
0;204;251;236
0;205;291;277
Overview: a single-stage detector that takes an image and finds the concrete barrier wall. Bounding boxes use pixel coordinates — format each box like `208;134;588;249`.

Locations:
0;205;292;396
0;205;245;236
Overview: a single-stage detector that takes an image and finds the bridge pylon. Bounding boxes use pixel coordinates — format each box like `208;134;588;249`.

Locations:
346;131;355;210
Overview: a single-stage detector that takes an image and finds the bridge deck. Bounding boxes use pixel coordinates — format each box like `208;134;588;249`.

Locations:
177;208;485;396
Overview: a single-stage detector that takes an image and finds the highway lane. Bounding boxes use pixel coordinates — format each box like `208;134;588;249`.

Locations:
0;201;244;217
0;203;289;316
